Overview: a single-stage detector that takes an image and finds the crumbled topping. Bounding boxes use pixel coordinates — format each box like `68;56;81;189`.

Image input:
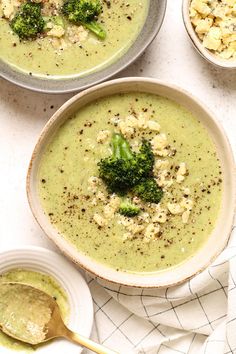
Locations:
89;109;194;242
103;194;120;219
96;191;106;202
136;113;149;129
115;113;161;137
182;187;191;195
154;159;169;171
190;0;236;59
152;205;168;223
137;212;150;223
176;162;187;183
66;25;88;44
151;133;168;152
47;25;65;38
118;120;135;138
1;0;20;19
147;120;161;131
88;176;101;192
93;213;107;227
155;170;173;189
144;223;160;242
97;130;110;143
182;210;191;224
167;203;184;215
180;197;194;211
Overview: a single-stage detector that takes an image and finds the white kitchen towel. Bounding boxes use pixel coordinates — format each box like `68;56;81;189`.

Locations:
87;226;236;354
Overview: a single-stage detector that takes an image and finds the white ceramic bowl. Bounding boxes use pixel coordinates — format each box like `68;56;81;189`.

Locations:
27;77;236;288
182;0;236;69
0;246;94;354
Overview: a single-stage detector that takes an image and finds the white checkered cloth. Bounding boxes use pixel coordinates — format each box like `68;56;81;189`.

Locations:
86;226;236;354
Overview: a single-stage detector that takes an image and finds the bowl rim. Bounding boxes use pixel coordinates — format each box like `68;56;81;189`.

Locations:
0;0;167;94
182;0;236;69
27;77;236;288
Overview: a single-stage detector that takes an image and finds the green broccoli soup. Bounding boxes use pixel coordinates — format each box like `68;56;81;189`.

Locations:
0;269;69;352
0;0;148;77
38;92;223;273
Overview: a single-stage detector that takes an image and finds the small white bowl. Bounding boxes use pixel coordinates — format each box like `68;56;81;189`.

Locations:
0;246;94;354
182;0;236;69
27;77;236;288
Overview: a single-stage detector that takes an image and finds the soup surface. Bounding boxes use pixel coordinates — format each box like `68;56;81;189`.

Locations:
0;0;148;77
0;269;69;352
38;92;223;273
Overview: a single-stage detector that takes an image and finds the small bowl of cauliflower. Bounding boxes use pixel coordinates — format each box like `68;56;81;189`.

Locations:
182;0;236;68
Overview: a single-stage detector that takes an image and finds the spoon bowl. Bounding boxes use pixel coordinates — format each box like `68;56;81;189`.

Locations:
0;282;118;354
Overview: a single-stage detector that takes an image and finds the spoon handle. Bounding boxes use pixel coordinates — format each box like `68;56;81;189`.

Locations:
66;329;119;354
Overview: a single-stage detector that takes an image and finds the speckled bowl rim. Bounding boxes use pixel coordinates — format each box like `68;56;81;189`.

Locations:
27;77;236;288
0;0;166;94
182;0;236;69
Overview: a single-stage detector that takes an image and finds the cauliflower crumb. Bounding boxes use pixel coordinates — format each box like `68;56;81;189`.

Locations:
104;205;115;219
122;232;132;241
137;212;150;223
103;194;120;220
176;162;187;184
118;120;135;138
93;213;107;227
154;159;169;171
97;130;110;143
182;187;191;195
191;0;211;16
91;198;97;206
47;25;65;38
155;170;173;189
137;113;149;129
67;25;88;43
88;176;101;191
109;194;121;209
152;206;168;223
147;120;161;131
167;203;184;215
125;115;138;127
151;134;169;157
1;0;19;19
131;224;145;234
203;26;222;50
190;0;236;59
96;191;106;202
144;223;160;242
180;198;194;211
151;133;168;150
182;210;191;224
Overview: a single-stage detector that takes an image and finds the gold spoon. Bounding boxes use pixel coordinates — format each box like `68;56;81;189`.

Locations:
0;282;118;354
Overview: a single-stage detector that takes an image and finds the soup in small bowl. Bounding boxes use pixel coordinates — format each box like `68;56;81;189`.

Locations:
27;78;236;287
0;0;166;92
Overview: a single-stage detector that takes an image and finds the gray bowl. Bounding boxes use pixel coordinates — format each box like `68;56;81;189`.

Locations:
0;0;167;94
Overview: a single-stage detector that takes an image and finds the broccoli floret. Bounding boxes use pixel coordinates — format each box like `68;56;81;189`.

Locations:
136;139;155;177
133;178;163;204
119;199;140;217
83;20;106;39
61;0;106;39
62;0;102;22
10;2;45;40
98;134;154;194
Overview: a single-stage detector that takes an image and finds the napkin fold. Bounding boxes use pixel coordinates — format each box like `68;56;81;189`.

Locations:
87;226;236;354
